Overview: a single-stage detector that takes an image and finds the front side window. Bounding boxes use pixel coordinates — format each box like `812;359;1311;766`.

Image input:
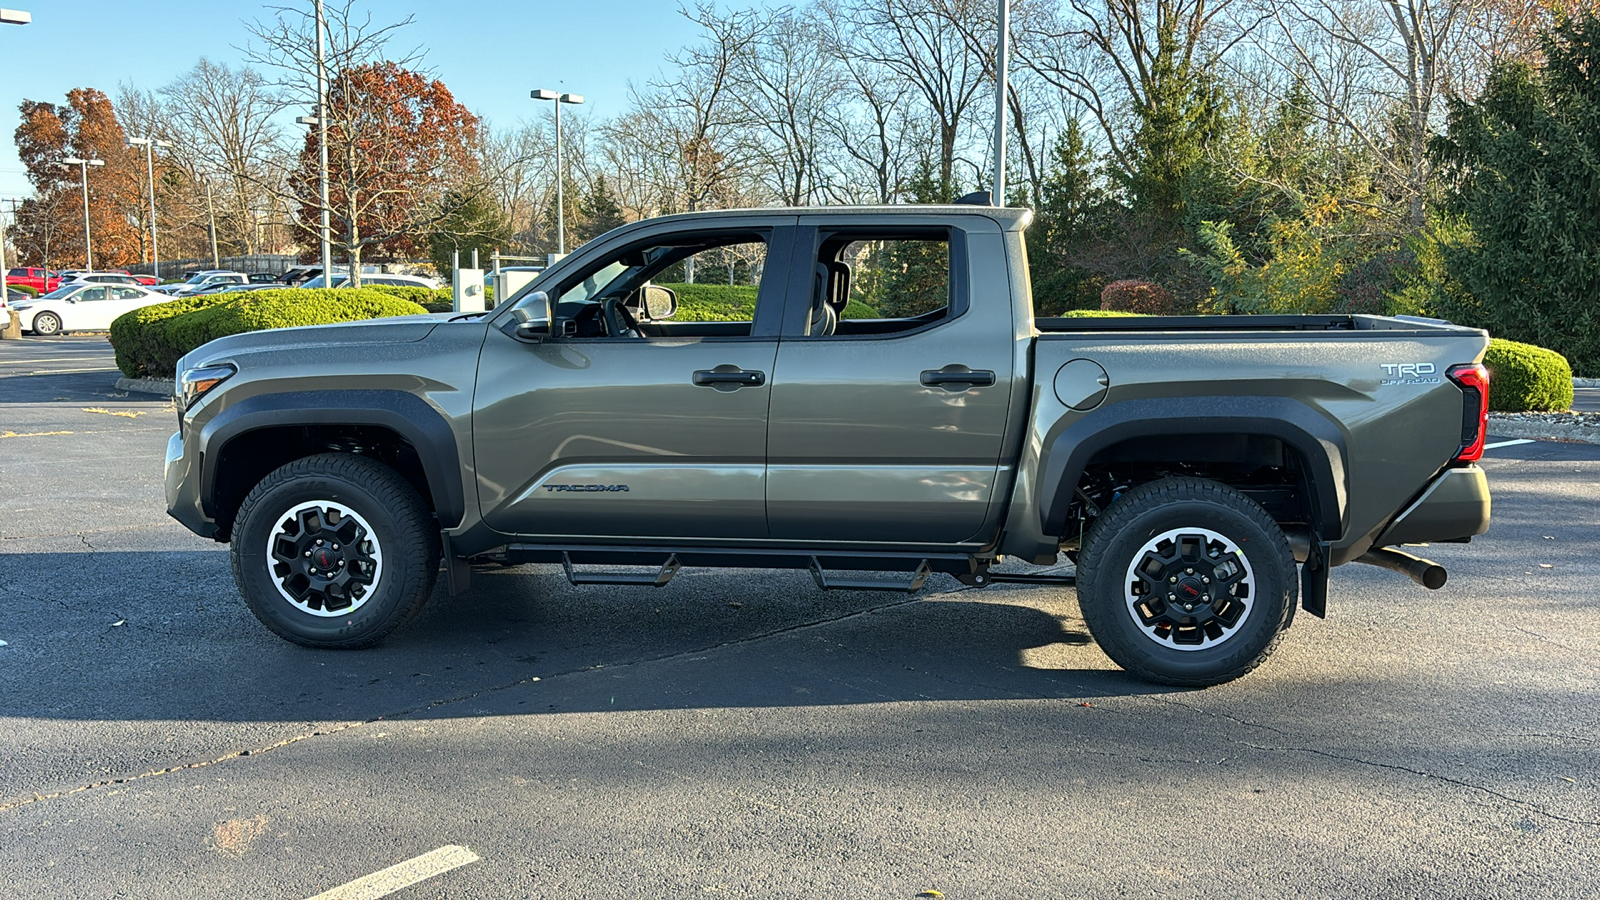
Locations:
532;231;770;338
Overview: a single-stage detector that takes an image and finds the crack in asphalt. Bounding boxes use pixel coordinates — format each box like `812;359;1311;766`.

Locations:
1149;696;1600;828
0;592;929;816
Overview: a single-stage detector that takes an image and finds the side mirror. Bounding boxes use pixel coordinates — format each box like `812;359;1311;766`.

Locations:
641;284;677;321
512;291;560;340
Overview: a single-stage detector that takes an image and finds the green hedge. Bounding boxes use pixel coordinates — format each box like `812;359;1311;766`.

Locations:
1483;338;1573;412
9;283;40;297
110;288;427;378
1056;309;1145;318
654;282;879;321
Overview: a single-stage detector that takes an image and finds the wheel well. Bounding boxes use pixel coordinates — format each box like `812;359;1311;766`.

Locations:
211;424;434;541
1061;433;1315;549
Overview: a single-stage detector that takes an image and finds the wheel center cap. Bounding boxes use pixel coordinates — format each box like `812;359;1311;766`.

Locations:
1176;577;1207;606
314;548;340;570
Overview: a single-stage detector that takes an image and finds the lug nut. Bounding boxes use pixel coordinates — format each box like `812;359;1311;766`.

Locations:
1167;593;1177;601
304;551;311;557
1185;568;1194;575
316;539;324;546
1169;576;1178;583
332;544;339;550
1201;576;1210;584
1184;603;1194;611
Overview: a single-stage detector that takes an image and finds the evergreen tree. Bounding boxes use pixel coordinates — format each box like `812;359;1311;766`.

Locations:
428;187;513;276
576;174;626;244
1028;121;1104;313
1432;15;1600;375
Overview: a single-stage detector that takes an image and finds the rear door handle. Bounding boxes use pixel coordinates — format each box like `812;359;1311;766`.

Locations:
921;367;996;388
693;367;765;389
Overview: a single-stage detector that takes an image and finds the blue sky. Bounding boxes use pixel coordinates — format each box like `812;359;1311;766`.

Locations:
0;0;766;200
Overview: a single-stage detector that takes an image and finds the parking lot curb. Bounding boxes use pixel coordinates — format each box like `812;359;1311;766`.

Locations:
115;376;174;396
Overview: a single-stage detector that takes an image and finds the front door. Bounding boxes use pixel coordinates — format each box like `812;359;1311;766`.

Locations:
473;217;796;541
764;217;1019;545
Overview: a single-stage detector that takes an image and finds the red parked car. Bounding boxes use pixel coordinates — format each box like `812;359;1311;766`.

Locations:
5;267;62;293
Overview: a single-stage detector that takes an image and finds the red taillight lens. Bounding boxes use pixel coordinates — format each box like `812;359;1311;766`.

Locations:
1447;363;1489;462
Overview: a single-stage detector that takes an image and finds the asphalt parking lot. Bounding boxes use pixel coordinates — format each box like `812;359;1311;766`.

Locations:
1;335;1597;898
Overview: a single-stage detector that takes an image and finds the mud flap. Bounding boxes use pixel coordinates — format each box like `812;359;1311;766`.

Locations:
1299;540;1331;620
441;534;470;596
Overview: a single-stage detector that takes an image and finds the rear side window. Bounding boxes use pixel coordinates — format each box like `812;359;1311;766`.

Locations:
798;227;965;338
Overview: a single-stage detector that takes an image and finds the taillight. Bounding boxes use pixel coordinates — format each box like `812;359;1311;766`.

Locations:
1447;363;1489;463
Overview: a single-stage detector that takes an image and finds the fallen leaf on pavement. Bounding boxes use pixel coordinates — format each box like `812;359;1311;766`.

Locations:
109;620;125;627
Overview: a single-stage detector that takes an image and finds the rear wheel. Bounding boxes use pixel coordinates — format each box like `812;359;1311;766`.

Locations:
230;453;440;648
1076;477;1296;687
31;312;62;336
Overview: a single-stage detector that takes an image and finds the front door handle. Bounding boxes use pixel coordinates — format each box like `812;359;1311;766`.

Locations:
693;367;766;390
921;366;996;389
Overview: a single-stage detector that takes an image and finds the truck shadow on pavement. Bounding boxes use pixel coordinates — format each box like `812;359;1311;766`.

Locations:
0;550;1170;728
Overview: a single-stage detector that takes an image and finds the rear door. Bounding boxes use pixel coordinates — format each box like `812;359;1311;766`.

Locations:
65;286;113;329
764;215;1019;544
473;215;798;541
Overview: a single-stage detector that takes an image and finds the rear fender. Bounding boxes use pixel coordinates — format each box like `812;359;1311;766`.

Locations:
1038;396;1349;542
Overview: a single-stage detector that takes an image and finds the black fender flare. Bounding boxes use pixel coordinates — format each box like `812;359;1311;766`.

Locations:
1038;396;1349;542
197;390;465;528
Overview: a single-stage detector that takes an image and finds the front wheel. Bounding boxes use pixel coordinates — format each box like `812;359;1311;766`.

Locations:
1076;478;1297;687
31;312;62;336
230;453;440;648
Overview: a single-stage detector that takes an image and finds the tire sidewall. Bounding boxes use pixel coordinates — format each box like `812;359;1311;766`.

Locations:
1081;493;1294;685
232;469;423;646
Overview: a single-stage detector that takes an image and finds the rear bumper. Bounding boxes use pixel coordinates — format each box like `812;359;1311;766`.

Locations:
1374;465;1490;547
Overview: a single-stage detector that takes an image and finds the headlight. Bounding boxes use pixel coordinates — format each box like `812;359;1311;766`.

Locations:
178;363;236;409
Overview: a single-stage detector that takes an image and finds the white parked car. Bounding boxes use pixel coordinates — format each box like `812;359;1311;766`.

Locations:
12;283;169;335
299;272;439;289
155;270;249;296
60;272;145;285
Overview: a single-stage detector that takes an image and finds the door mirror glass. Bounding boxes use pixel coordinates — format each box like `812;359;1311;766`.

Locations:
641;284;677;320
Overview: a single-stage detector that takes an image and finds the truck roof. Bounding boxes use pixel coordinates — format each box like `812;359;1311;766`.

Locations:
633;204;1034;232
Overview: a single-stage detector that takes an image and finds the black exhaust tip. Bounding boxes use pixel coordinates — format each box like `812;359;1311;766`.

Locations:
1355;547;1448;589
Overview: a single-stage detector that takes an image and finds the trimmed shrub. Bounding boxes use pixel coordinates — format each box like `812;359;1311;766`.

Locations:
111;292;238;379
658;282;759;322
840;299;879;319
10;283;40;297
1483;338;1574;413
1057;309;1145;318
1100;279;1175;314
110;288;427;378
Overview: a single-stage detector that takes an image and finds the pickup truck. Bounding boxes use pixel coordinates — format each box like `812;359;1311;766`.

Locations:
6;267;62;294
163;205;1492;686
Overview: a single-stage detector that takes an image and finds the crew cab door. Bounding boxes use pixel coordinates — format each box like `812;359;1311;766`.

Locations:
764;216;1020;544
473;216;797;540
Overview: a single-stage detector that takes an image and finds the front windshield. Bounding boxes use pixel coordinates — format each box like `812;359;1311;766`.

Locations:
182;273;211;284
41;285;86;299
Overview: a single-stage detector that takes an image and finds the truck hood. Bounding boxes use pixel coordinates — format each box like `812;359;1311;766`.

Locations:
179;314;451;371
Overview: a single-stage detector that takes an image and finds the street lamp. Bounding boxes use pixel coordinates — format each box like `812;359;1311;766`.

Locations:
126;136;172;279
61;156;105;270
531;89;583;256
295;0;332;282
0;9;32;25
991;0;1011;207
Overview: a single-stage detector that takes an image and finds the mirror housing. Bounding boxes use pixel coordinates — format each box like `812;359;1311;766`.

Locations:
511;290;555;340
641;284;677;321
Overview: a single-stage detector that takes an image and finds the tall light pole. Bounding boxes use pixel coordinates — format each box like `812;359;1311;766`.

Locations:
991;0;1011;207
531;89;583;256
3;9;32;298
203;176;220;269
126;136;171;279
295;0;332;280
61;157;105;269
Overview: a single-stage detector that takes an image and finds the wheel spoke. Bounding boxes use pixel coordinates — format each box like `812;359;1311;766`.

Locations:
1123;526;1257;653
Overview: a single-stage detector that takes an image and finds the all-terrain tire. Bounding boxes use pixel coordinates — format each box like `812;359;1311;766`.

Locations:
230;453;440;649
1076;477;1296;687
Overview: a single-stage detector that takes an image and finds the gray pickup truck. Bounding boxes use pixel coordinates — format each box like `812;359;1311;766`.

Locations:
163;204;1492;685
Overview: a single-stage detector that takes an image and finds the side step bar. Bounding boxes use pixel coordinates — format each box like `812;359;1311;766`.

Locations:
810;557;931;593
561;552;682;587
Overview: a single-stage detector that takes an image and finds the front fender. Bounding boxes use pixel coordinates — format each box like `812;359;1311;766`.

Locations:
196;389;465;528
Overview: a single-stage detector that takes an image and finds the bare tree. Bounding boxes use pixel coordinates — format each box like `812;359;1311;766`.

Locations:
1248;0;1489;227
832;0;993;192
727;6;843;205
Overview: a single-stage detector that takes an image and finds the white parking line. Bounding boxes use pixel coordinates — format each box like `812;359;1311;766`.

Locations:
304;845;480;900
1483;438;1536;450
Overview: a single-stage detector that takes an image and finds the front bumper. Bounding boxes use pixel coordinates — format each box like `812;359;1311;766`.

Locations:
1374;465;1491;547
165;430;218;539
